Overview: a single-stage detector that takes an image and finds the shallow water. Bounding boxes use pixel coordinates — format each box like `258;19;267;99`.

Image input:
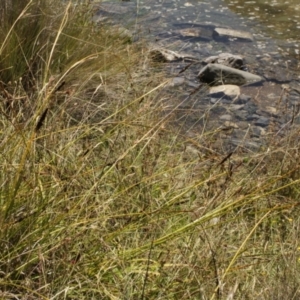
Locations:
224;0;300;58
94;0;300;150
97;0;300;71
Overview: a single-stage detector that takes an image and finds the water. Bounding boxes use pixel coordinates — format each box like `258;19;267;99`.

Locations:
94;0;300;149
96;0;300;73
224;0;300;58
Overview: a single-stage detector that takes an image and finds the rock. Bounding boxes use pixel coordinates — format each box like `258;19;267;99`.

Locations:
262;106;279;117
185;80;200;88
223;121;238;129
229;138;262;151
288;88;300;105
238;121;251;130
213;28;253;41
247;114;260;121
234;110;248;121
229;104;244;110
174;27;213;41
251;126;266;137
236;94;251;104
149;48;180;62
220;114;232;121
149;47;198;62
198;63;264;86
293;115;300;125
209;84;240;102
176;28;203;38
209;105;227;115
243;102;258;115
254;116;269;127
167;77;185;87
203;53;244;69
92;2;136;40
173;22;214;40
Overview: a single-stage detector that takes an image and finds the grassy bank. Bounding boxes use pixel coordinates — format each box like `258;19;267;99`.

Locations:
1;1;300;299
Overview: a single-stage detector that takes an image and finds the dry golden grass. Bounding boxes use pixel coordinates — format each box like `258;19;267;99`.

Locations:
1;1;300;299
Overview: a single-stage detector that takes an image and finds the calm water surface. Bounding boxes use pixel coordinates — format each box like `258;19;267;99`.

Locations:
98;0;300;76
141;0;300;56
123;0;298;51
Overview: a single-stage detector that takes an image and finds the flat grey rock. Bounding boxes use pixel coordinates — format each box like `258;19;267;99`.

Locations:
247;114;260;121
173;23;215;37
254;117;269;127
251;126;266;137
234;110;248;121
213;28;253;41
229;104;245;110
167;77;185;87
198;63;264;86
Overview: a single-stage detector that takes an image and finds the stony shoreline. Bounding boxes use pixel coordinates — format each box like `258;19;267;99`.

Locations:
93;1;300;152
154;47;300;152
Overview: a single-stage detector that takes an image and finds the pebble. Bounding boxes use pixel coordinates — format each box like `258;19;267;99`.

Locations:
251;126;266;137
229;104;244;110
254;117;270;127
247;114;260;121
209;84;240;101
223;121;239;128
236;94;251;104
220;114;232;121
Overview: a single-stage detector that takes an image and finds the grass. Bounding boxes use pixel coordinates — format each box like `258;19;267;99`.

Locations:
1;1;300;299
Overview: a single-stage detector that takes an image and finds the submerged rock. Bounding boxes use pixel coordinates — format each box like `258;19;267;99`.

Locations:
254;116;269;127
173;27;212;41
203;53;245;70
213;28;253;41
93;2;133;16
176;28;203;38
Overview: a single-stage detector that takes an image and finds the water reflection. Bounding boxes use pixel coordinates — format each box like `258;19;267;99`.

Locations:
223;0;300;57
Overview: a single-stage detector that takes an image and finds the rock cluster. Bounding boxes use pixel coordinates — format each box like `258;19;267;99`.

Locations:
93;2;300;152
150;48;298;151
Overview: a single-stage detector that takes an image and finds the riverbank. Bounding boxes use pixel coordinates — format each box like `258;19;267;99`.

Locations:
1;1;300;299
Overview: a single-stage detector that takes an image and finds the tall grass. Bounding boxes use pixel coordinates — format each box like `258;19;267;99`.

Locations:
1;1;300;299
